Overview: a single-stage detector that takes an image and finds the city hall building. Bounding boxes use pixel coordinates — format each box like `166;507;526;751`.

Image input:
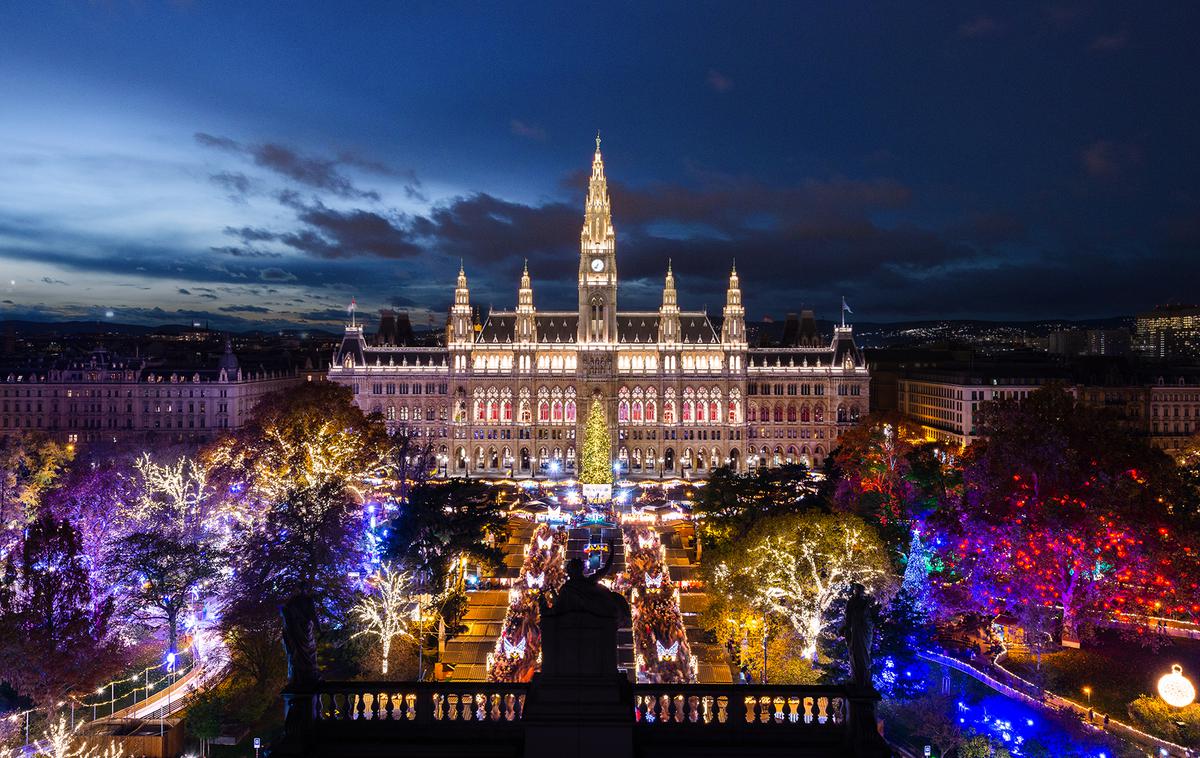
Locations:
329;141;869;479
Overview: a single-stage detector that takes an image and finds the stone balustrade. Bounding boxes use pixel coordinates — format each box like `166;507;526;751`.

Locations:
632;684;847;727
306;681;528;724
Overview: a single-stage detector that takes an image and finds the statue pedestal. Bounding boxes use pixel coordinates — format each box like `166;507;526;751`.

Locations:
845;685;891;758
522;673;633;758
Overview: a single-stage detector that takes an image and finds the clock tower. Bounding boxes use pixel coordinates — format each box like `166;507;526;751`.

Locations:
578;135;618;344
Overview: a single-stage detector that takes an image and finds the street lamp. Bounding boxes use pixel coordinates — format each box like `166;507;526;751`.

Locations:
1082;686;1092;707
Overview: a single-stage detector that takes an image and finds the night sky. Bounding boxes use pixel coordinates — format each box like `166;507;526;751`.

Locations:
2;2;1198;331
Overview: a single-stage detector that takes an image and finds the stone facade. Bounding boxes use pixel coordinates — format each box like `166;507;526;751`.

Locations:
329;141;869;478
1;341;303;445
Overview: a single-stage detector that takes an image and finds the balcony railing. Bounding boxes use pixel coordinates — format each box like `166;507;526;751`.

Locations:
279;681;882;757
632;685;846;728
308;681;527;724
292;681;854;729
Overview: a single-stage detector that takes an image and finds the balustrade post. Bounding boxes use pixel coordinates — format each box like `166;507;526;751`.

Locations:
413;686;434;724
727;690;748;726
274;686;319;757
844;686;890;757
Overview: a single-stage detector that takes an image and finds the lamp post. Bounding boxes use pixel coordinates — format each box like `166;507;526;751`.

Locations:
762;626;769;685
1082;686;1092;708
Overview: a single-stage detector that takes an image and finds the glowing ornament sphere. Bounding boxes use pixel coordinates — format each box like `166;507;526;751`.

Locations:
1157;664;1196;708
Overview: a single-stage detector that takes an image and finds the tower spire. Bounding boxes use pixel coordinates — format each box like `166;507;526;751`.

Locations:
579;135;618;344
722;262;745;345
517;259;535;342
659;261;680;343
583;137;613;246
450;264;472;346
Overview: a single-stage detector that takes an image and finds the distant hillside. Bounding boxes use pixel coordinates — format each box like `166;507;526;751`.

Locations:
0;320;342;339
4;315;1131;343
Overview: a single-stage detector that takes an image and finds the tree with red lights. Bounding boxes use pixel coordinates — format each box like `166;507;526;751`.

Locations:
830;413;959;556
949;386;1191;640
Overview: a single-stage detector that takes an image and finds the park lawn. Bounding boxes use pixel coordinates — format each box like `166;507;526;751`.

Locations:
1004;629;1200;721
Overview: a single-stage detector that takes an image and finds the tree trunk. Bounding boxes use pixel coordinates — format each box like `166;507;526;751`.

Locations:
167;608;179;655
381;639;390;675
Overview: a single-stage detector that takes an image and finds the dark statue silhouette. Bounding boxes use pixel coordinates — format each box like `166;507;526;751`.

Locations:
536;550;630;677
277;591;322;745
525;544;634;758
842;581;878;688
281;592;321;685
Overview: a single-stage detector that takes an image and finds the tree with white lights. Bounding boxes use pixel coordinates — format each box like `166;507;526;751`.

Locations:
352;562;418;675
36;717;126;758
132;453;213;536
711;511;895;660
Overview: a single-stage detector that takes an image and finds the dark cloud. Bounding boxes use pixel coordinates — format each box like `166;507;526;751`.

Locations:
259;267;297;282
194;133;238;151
706;70;733;93
1091;31;1128;51
210;171;251;197
1081;140;1141;180
277;196;424;259
209;245;282;258
177;288;191;294
220;304;271;313
509;119;547;141
957;16;1003;38
296;307;354;322
195;132;388;200
41;276;68;285
413;193;577;272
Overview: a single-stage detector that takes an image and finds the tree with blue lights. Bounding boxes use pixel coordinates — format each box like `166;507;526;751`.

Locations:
0;514;118;706
110;530;221;655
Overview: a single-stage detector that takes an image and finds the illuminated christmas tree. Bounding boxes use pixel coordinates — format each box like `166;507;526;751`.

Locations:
580;395;613;485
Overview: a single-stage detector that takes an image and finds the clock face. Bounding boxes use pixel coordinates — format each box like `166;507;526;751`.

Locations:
590;257;605;273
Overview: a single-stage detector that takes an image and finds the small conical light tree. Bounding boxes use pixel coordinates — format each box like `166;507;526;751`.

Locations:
352;562;417;675
580;395;613;485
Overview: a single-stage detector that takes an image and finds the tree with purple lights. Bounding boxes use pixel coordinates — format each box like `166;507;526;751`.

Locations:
0;514;118;705
42;459;137;580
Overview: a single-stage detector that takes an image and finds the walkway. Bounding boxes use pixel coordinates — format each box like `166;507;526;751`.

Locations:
919;649;1195;757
